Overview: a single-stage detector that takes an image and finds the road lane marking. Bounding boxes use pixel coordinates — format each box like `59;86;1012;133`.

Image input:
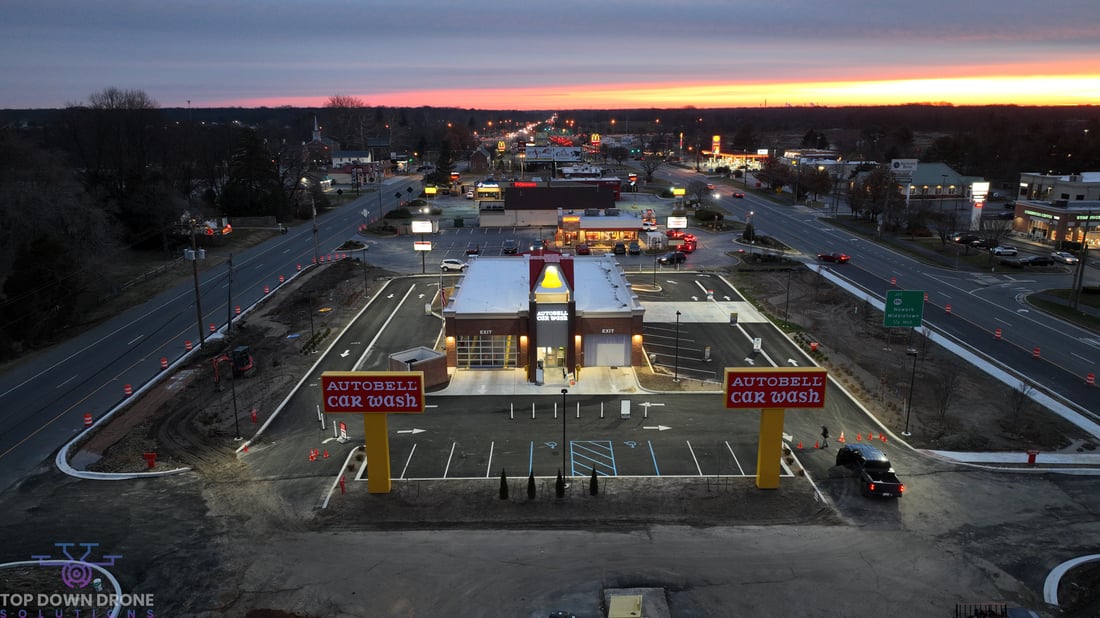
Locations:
55;375;77;389
648;441;660;476
127;336;143;345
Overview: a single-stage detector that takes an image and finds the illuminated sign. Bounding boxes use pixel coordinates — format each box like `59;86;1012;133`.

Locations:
724;368;827;409
536;309;569;322
424;186;438;196
497;141;507;152
712;135;721;155
413;241;432;251
411;220;434;234
591;133;601;145
514;181;538;188
971;181;990;204
321;371;425;413
672;187;686;196
667;216;688;229
1024;210;1054;219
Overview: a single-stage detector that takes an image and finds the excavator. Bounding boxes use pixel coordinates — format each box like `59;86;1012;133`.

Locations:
212;345;256;391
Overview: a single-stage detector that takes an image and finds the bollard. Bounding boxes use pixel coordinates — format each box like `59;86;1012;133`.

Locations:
923;292;928;302
142;452;156;469
1032;347;1040;359
297;263;301;271
235;306;241;315
994;328;1002;340
209;323;216;333
339;476;346;494
263;286;270;295
945;304;952;315
250;408;258;423
160;357;168;370
1088;373;1095;386
279;275;285;284
123;384;133;397
84;413;93;427
185;340;193;351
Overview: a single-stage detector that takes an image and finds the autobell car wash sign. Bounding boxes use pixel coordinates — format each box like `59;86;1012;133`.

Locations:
321;371;425;413
724;367;827;409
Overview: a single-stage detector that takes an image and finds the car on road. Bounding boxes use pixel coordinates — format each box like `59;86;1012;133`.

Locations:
951;232;979;244
501;239;519;255
440;259;467;272
970;238;995;250
574;244;591;255
641;220;658;231
465;243;481;256
627;240;641;255
464;190;473;199
990;245;1018;256
680;239;697;253
613;242;627;255
1022;255;1054;267
657;251;687;265
817;252;850;263
666;229;686;240
732;192;745;198
1052;251;1079;264
835;443;905;498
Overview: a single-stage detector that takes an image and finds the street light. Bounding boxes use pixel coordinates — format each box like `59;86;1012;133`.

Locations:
302;177;320;266
902;345;919;436
186;217;206;348
561;388;569;482
673;310;681;382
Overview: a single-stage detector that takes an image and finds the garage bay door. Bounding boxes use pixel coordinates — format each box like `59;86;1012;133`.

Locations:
584;334;629;367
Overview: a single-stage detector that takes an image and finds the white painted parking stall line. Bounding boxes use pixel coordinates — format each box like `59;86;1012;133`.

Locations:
686;441;703;476
725;441;746;475
485;441;495;478
443;442;457;478
398;444;417;480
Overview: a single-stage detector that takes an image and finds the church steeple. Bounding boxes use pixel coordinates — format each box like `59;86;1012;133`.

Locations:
311;115;322;143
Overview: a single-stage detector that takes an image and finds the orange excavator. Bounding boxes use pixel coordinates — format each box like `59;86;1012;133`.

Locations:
212;345;256;390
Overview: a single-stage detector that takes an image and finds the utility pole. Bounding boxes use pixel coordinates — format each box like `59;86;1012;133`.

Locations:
188;218;206;348
225;253;234;335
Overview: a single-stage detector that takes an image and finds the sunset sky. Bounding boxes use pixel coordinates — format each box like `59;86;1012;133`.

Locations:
3;0;1099;110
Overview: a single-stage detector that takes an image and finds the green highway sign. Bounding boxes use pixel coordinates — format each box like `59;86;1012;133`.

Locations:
883;290;925;328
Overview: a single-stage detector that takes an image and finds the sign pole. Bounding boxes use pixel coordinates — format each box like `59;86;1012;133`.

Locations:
756;408;785;489
364;414;391;493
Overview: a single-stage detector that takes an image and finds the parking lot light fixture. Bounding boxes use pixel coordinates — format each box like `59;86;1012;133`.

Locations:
673;311;681;382
561;388;569;483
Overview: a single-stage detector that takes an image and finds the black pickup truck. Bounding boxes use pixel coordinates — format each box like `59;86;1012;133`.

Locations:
835;443;905;498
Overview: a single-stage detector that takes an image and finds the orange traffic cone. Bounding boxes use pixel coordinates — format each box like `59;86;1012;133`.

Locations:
878;433;885;442
814;440;820;449
309;450;316;461
838;432;845;443
856;433;862;442
323;449;330;459
797;441;803;450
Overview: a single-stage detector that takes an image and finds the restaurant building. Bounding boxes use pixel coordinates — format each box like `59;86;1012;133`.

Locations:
442;253;645;383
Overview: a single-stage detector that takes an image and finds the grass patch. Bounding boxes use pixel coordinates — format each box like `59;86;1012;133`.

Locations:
1027;288;1100;333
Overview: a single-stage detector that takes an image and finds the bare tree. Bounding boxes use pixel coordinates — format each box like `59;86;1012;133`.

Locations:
1008;381;1034;424
930;371;961;430
324;95;373;150
639;155;664;183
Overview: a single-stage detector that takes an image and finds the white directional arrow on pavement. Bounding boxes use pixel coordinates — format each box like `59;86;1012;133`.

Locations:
387;293;395;299
643;425;671;431
691;296;699;301
340;350;350;358
744;357;755;365
723;295;731;301
787;359;799;366
397;428;426;435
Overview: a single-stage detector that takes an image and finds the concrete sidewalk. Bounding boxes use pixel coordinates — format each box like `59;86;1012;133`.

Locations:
928;449;1100;469
434;366;646;396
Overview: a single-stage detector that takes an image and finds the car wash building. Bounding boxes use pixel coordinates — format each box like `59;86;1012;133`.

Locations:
442;253;645;383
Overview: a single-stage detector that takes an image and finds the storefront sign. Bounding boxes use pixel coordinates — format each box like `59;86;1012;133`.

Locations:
724;368;827;409
536;309;569;322
321;371;425;413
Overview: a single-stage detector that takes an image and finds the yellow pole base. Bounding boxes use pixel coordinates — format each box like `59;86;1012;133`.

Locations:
756;408;785;489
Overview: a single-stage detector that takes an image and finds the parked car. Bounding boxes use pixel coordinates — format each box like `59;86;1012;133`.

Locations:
1052;251;1080;264
574;244;591;255
970;238;995;250
732;192;745;199
501;239;519;255
465;243;481;256
613;242;627;255
680;239;697;253
835;444;905;498
464;191;474;199
641;220;658;231
657;251;687;265
951;232;980;244
666;229;686;240
627;240;641;255
440;259;467;272
817;252;850;263
990;245;1018;256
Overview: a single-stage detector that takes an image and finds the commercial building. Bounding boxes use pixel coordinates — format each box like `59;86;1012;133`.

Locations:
1011;172;1100;246
442;253;645;383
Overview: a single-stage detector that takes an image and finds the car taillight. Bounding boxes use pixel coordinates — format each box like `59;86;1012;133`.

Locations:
899;484;905;493
868;483;875;492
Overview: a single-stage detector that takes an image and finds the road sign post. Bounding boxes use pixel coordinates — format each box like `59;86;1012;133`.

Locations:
883;290;925;328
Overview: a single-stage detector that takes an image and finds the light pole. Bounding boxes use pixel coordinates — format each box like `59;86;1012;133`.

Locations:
187;217;206;348
902;345;919;436
230;358;242;441
673;310;681;382
784;269;792;322
560;388;569;482
302;177;320;265
225;253;234;335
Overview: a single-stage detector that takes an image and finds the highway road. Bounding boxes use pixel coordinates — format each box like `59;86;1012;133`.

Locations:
0;177;422;493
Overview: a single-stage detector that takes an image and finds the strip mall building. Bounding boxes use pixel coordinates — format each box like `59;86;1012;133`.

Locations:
442;253;644;383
